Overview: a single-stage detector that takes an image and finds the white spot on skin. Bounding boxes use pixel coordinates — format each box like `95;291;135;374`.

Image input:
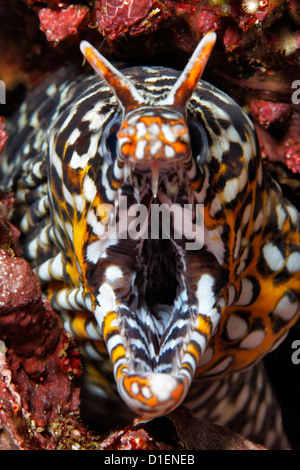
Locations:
165;145;175;158
253;400;267;435
273;293;298;321
227;284;236;306
65;222;73;242
149;374;178;402
46;83;57;97
98;283;116;312
226;314;248;340
286;205;298;225
236;277;254;306
149;140;163;156
286;252;300;274
196;274;215;314
253;211;264;232
83;174;97;202
87;210;106;238
69;150;90;170
135;139;147;160
189;329;207;356
210;196;222;217
136;122;147;137
70;134;99;169
197;346;214;367
85;321;102;340
50;151;63;178
241;204;252;227
131;382;139;395
105;265;123;282
148;123;160;137
142;386;152;399
234;228;242;259
235;246;249;277
74;194;86;213
68;127;81;146
50;252;64;279
203;356;233;376
204;225;225;266
276;204;286;231
62;183;74;207
161;123;177;143
263;242;285;271
222;168;247;203
182;352;197;376
86;241;102;263
240;330;266;349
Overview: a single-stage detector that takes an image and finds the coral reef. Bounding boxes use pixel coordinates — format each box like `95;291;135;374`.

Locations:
0;0;299;450
0;193;81;449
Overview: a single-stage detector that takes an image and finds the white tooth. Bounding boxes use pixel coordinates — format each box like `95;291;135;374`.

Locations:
151;161;160;198
124;163;132;183
113;159;124;181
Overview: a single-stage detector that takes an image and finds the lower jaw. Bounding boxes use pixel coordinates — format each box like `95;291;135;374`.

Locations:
97;180;221;415
117;371;189;417
101;292;211;416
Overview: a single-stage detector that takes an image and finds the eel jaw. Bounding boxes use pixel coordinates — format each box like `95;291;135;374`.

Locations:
102;295;222;417
89;152;227;417
97;212;225;417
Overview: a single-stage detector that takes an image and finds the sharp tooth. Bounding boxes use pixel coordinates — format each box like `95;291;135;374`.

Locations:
151;161;160;198
124;163;132;183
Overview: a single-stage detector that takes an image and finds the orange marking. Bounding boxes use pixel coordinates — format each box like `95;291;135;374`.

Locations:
197;315;212;338
102;310;119;340
122;374;186;410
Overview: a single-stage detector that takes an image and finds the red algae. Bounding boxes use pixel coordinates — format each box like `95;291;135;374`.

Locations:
0;118;7;155
39;5;90;42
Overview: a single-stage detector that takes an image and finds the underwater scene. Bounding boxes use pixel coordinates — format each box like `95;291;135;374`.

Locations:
0;0;299;451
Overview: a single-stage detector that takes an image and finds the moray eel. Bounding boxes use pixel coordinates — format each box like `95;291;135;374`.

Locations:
0;32;299;448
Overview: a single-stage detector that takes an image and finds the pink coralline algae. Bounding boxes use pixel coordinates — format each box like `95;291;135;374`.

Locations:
95;0;170;40
250;100;291;128
194;10;221;35
0;119;7;155
39;5;90;42
0;196;82;448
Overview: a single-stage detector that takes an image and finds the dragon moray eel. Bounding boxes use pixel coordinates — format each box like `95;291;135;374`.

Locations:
0;32;299;448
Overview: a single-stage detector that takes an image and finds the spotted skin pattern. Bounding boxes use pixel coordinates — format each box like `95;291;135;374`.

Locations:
0;33;299;448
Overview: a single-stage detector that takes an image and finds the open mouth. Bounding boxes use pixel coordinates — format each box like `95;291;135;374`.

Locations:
78;32;223;416
91;159;227;416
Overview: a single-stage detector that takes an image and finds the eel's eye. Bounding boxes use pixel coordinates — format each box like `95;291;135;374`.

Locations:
100;115;122;164
188;119;209;166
